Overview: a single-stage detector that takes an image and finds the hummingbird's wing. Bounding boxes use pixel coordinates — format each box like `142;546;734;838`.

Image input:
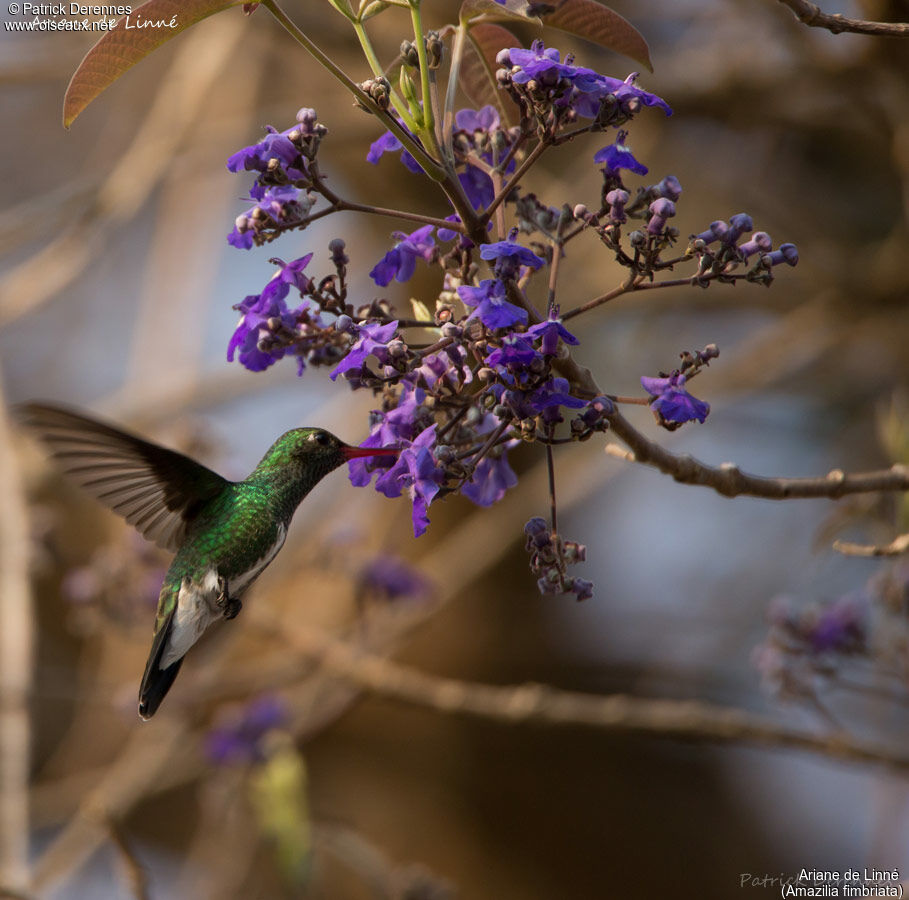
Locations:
20;403;230;552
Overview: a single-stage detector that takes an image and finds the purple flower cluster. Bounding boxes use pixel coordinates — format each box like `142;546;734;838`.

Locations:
227;255;349;374
226;108;327;249
524;517;592;601
497;41;672;125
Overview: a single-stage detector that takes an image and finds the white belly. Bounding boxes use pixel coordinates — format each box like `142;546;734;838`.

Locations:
159;525;287;669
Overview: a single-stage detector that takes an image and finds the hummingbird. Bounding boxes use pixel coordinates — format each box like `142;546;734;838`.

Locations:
20;403;398;720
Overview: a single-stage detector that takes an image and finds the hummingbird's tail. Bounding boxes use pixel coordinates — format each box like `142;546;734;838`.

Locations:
138;657;184;720
138;606;182;720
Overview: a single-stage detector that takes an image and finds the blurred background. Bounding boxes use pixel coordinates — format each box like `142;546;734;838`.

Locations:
2;0;909;897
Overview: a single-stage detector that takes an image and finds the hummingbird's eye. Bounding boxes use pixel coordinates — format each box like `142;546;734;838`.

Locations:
309;431;331;446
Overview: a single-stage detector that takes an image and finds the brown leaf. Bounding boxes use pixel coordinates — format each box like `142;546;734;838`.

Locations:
460;0;534;24
541;0;652;72
461;24;522;127
63;0;246;128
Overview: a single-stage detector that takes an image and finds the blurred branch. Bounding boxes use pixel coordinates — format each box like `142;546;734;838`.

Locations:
0;376;34;894
604;406;909;499
774;0;909;36
834;532;909;557
32;719;187;895
0;13;249;328
276;621;909;773
106;819;151;900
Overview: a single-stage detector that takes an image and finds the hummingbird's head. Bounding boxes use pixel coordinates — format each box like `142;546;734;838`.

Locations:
255;427;398;483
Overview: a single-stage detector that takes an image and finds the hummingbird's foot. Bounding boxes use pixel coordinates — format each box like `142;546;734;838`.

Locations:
215;577;242;620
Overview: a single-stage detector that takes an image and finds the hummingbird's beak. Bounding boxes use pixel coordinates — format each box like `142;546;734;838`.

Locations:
341;445;399;461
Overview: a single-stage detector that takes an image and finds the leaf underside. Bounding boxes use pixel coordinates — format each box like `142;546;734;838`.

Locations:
541;0;652;72
461;24;522;127
63;0;246;128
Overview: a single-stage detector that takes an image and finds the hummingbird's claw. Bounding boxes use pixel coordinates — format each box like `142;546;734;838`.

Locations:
215;577;242;620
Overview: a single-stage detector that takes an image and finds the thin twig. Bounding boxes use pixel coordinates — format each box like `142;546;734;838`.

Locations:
775;0;909;36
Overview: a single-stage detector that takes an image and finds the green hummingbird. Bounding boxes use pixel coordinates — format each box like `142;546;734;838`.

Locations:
20;403;397;720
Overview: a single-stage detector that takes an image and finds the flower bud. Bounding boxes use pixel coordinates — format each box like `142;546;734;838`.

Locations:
658;175;682;201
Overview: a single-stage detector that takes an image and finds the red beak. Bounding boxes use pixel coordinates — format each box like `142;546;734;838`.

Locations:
341;444;400;461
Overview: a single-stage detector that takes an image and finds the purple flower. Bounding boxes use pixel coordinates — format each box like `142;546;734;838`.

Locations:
593;132;648;175
227;256;315;373
505;42;598;92
461;452;518;507
457;279;528;329
452;106;516;211
573;72;673;120
526;377;587;424
227;185;309;249
329;320;399;381
641;372;710;425
454;105;500;133
347;386;427;486
370;225;436;286
367;124;423;174
485;335;542;375
526;310;579;356
369;425;445;537
480;237;545;280
205;695;288;765
228;128;301;176
408;345;474;392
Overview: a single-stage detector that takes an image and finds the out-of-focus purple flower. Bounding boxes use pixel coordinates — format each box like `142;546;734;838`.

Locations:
641;372;710;425
526;310;579;356
367;123;423;174
329;320;399;381
205;694;288;766
457;278;527;329
804;594;867;654
480;236;545;281
370;225;436;286
593;132;648;175
359;555;432;603
462;451;518;507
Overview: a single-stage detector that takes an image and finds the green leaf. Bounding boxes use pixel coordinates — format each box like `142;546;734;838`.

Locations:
461;24;521;127
540;0;652;72
63;0;248;128
410;297;433;322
